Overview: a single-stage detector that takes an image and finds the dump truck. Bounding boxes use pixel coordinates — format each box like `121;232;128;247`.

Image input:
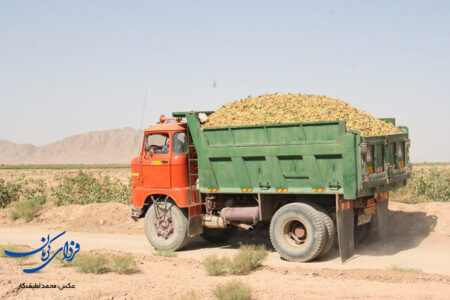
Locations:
130;111;411;262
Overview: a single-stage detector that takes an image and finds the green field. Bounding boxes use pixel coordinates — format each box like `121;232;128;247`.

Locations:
411;162;450;167
0;164;130;170
1;162;447;170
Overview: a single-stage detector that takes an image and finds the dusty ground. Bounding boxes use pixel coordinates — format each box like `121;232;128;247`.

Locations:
1;248;450;300
1;168;450;299
1;201;450;299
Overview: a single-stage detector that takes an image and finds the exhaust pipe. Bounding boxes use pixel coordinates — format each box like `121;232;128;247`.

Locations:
234;223;254;231
202;207;260;229
220;207;260;223
202;214;227;228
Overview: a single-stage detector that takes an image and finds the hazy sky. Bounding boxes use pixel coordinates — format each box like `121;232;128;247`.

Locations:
0;1;449;162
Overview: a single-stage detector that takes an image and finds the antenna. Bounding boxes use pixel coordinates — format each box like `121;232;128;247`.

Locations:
138;90;148;156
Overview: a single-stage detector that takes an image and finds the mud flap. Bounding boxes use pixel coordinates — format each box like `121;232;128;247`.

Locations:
376;195;389;245
336;195;354;263
188;215;203;237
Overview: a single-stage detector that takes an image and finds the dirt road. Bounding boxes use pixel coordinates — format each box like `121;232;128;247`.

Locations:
1;225;450;276
1;228;450;300
1;201;450;299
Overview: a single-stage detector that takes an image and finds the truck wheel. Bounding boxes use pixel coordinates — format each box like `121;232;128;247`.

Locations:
270;203;327;262
309;204;336;258
201;227;237;243
144;201;189;251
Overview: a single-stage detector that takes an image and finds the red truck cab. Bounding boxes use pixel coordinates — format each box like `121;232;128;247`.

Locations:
130;116;201;220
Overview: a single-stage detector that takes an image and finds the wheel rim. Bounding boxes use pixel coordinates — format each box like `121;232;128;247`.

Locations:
152;198;175;240
154;210;174;239
282;218;309;247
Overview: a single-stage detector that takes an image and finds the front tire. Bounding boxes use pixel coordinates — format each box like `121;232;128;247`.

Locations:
144;201;189;251
270;203;327;262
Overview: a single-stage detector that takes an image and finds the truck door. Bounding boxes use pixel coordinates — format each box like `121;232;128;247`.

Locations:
170;131;189;188
141;132;171;188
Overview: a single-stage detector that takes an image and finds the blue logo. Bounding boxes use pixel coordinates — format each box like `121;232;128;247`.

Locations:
3;231;80;273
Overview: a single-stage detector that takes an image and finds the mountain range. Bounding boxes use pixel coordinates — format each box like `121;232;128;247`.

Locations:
0;128;143;164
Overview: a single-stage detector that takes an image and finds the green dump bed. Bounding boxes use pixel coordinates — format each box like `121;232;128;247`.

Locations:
175;112;411;200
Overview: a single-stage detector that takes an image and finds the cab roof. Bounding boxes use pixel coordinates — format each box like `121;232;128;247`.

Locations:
145;121;186;132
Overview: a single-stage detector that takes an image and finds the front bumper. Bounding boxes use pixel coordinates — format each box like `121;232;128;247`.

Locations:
131;206;143;221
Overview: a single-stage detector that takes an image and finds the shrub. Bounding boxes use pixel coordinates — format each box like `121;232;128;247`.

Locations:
391;167;450;203
0;244;29;264
10;199;42;222
109;254;137;274
72;253;109;274
153;249;177;257
0;179;22;208
408;168;449;202
204;245;268;276
2;177;47;222
8;178;48;222
51;171;130;206
229;245;268;275
203;254;231;276
389;264;422;273
21;179;47;205
55;253;72;267
213;280;252;300
57;252;139;275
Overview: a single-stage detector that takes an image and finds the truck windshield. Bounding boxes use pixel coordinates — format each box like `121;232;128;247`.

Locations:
173;132;187;154
145;133;169;154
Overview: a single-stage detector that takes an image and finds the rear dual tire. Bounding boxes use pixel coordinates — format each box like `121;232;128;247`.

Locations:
270;203;328;262
307;202;336;258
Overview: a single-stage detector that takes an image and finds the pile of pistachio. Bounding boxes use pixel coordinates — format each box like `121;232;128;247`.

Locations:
203;93;404;137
